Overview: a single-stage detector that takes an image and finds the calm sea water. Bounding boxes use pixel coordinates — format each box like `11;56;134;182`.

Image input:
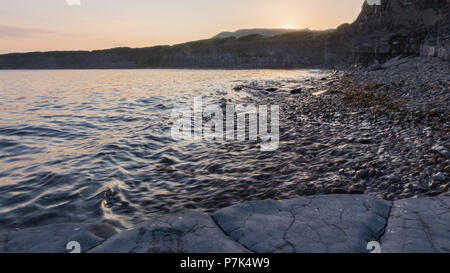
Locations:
0;69;326;230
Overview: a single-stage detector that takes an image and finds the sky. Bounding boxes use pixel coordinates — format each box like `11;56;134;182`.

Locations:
0;0;365;54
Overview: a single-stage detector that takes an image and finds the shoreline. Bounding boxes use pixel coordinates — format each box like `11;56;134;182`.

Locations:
1;55;448;253
247;55;449;201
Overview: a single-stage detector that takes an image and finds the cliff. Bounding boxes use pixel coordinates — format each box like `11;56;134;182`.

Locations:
348;0;450;61
0;0;448;69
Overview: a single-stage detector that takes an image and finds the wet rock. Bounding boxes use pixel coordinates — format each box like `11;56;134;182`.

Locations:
428;190;443;197
433;172;446;182
290;88;302;95
2;195;450;253
431;145;450;159
388;175;401;183
403;183;419;191
368;168;377;177
213;195;391;253
349;184;367;194
429;180;441;188
356;169;369;179
386;193;396;200
266;88;278;92
89;211;248;253
358;138;372;144
440;184;450;192
331;188;349;194
0;223;117;253
381;196;450;253
445;165;450;173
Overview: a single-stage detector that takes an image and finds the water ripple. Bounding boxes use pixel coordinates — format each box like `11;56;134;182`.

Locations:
0;69;326;231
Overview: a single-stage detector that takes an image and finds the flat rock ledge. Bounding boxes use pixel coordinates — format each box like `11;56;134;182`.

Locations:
1;195;449;253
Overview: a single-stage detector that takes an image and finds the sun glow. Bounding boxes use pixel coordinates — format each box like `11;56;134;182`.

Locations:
282;24;296;30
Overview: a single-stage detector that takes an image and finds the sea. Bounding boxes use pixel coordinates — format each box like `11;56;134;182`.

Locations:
0;69;326;230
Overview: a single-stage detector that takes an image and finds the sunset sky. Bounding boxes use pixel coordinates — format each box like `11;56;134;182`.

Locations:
0;0;365;54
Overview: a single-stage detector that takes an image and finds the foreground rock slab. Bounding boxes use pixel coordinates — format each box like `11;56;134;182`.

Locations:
1;195;449;253
0;223;117;253
381;196;450;253
89;210;249;253
213;195;392;253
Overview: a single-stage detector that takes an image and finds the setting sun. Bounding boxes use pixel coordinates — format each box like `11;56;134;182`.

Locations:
282;24;297;30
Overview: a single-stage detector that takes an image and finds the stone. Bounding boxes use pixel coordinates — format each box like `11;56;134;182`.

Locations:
212;195;391;253
403;183;417;190
388;175;401;183
359;138;372;144
356;169;369;179
0;223;117;253
331;188;349;194
349;184;366;194
433;172;446;182
445;166;450;173
381;196;450;253
431;145;450;159
89;210;248;253
290;88;302;94
429;180;441;188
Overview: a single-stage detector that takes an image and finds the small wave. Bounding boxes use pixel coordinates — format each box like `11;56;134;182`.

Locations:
0;69;328;232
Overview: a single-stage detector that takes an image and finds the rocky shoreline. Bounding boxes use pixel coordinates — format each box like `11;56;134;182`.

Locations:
1;55;448;253
237;55;449;201
1;194;449;253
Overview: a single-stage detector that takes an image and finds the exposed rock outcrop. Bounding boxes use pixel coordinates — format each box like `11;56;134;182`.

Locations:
1;195;449;253
212;195;391;253
88;210;249;253
0;223;117;253
347;0;450;62
381;196;450;253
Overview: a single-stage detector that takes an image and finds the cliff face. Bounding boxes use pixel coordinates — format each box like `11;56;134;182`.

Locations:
355;0;448;33
0;32;346;69
0;0;448;69
348;0;449;60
